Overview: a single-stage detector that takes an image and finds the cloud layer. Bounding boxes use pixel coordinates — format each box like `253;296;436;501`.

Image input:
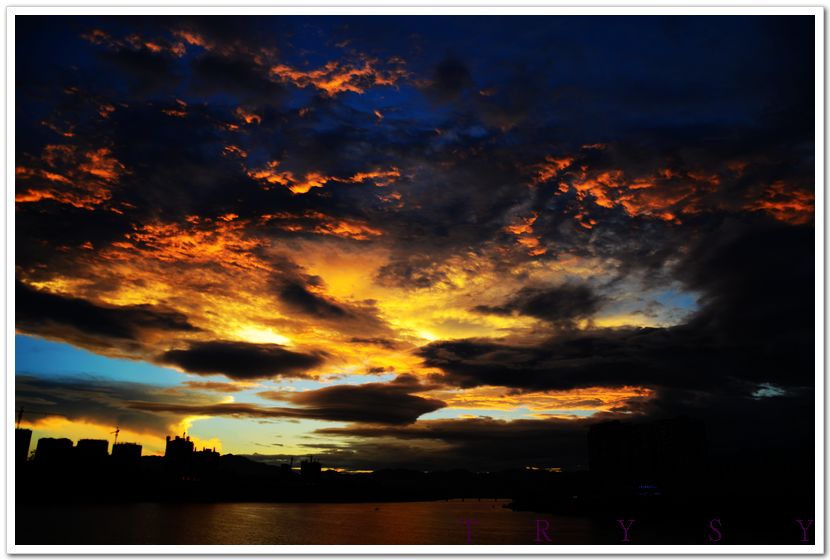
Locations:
14;15;815;471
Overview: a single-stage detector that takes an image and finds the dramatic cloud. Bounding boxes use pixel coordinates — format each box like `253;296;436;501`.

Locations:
129;376;444;425
16;281;197;351
473;283;604;325
422;222;814;399
270;56;408;96
259;374;446;424
159;341;324;380
16;144;125;210
275;281;351;320
16;375;181;435
14;15;815;471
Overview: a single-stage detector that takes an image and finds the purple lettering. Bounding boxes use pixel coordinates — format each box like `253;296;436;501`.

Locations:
535;519;552;543
617;519;635;542
460;518;478;544
796;519;814;543
708;518;722;543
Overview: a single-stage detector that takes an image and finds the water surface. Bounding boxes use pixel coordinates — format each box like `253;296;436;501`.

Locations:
17;500;595;545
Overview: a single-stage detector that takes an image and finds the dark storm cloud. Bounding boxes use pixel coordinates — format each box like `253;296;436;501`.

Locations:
678;222;814;356
422;58;474;104
17;373;440;433
158;341;325;380
15;375;179;434
100;104;280;222
260;374;445;424
79;16;290;102
15;205;133;274
268;258;395;337
98;47;182;95
164;14;289;55
132;376;444;424
473;283;604;325
16;281;198;345
422;222;814;395
190;53;285;103
419;331;670;392
275;281;350;320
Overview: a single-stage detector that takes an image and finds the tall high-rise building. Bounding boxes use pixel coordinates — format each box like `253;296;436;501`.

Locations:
34;437;73;465
15;428;32;465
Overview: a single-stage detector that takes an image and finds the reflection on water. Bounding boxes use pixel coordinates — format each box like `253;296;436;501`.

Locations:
17;500;596;545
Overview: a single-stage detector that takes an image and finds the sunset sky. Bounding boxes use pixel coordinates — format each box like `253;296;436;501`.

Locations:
15;15;815;471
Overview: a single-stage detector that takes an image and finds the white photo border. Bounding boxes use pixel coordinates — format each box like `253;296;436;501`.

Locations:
3;3;824;555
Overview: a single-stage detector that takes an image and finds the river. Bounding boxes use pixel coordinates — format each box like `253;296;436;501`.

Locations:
17;500;596;545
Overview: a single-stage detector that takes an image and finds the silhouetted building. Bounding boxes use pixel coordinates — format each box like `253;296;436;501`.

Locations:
165;434;194;460
280;458;295;477
15;428;32;465
192;447;220;475
301;457;321;481
111;442;142;465
588;417;706;492
164;434;194;475
35;437;73;465
75;439;109;464
195;447;219;458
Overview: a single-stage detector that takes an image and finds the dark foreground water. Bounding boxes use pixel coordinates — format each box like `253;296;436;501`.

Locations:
18;500;595;545
16;500;815;545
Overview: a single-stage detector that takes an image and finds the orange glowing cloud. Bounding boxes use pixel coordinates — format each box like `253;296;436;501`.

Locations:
505;212;537;235
173;29;210;50
573;213;597;230
223;145;248;158
41;120;75;138
270;56;408;96
349;168;401;186
517;236;547;256
532;155;574;186
247;161;400;194
172;28;278;68
246;161;294;187
78;148;125;182
378;191;404;209
429;385;653;415
16;145;125;209
98;104;116;119
288;172;331;195
505;212;546;256
541;159;723;225
104;215;268;271
235;107;262;125
161;99;188;118
748;181;814;225
261;211;383;240
83;28;187;58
